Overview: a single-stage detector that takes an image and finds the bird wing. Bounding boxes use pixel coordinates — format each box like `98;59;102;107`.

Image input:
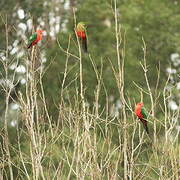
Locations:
141;107;148;119
28;33;37;45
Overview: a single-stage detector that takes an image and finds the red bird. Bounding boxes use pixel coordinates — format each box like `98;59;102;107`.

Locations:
27;29;44;49
135;102;149;134
75;22;88;52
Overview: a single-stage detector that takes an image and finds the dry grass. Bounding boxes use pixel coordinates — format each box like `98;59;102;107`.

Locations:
0;1;179;179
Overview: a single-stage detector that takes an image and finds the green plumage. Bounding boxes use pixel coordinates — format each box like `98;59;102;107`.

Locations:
28;33;37;45
141;107;147;119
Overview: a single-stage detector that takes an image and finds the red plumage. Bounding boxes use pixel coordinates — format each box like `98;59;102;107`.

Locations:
76;31;86;39
75;30;88;52
135;102;149;134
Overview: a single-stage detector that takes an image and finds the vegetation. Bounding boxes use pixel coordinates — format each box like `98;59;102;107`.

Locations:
0;0;179;179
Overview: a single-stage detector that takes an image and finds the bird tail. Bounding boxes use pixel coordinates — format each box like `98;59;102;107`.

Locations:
141;119;149;134
82;37;88;53
27;43;32;49
143;123;149;134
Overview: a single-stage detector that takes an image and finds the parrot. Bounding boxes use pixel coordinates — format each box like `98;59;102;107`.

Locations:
135;102;149;134
27;29;44;49
75;22;88;52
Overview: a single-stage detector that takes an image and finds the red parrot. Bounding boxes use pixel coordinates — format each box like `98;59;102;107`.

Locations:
27;29;44;49
135;102;149;134
75;22;88;52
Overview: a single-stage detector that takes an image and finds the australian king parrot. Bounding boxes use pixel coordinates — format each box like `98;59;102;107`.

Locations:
75;22;88;52
135;102;149;134
27;29;44;49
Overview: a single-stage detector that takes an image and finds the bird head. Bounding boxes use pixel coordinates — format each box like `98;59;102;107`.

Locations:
76;22;86;31
136;102;144;107
36;29;44;34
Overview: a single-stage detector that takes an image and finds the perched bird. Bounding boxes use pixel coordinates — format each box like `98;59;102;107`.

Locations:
27;29;44;49
75;22;88;52
135;102;149;134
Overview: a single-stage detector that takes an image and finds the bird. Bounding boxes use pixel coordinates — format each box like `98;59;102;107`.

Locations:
27;29;44;49
135;102;149;134
75;22;88;52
